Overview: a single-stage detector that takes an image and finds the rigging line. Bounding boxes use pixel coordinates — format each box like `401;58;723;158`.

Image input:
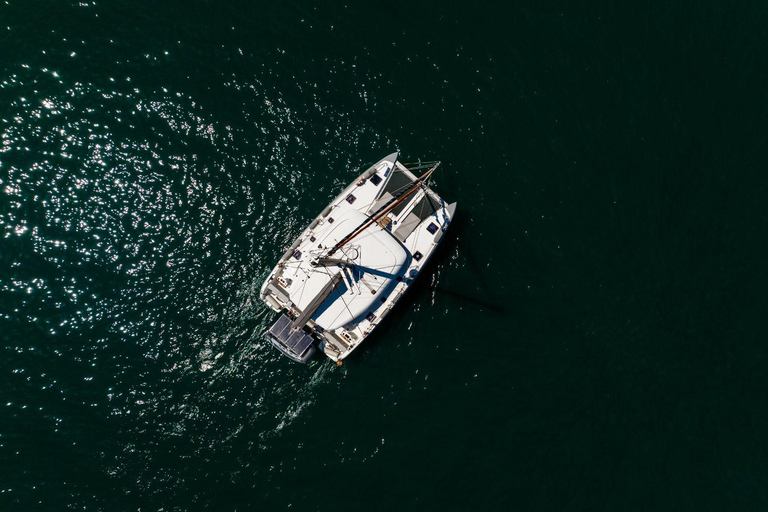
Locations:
350;264;403;271
401;161;439;170
294;267;310;309
371;172;421;208
402;161;439;207
307;266;334;276
357;273;377;295
362;166;417;219
326;164;438;257
424;170;440;215
320;265;357;329
407;169;436;254
381;163;433;198
363;161;439;213
411;187;429;254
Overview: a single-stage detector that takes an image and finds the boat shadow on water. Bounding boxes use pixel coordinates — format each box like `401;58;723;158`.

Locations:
433;213;506;315
340;212;506;363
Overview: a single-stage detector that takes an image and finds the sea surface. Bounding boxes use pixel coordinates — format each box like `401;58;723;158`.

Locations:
2;1;768;510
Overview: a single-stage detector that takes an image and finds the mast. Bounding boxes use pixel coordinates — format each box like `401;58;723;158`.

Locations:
323;163;439;258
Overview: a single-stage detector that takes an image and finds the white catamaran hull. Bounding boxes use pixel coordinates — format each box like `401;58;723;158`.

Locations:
260;152;456;363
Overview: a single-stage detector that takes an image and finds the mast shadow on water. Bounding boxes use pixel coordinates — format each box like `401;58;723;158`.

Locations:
350;213;505;361
418;213;506;315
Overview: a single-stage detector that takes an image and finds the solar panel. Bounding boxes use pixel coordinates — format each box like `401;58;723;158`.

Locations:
268;314;314;357
269;314;291;339
287;330;313;354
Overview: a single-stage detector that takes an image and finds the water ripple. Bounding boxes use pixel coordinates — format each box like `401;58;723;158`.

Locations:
1;49;397;504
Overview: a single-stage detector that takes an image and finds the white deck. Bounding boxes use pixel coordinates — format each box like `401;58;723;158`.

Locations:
260;153;456;362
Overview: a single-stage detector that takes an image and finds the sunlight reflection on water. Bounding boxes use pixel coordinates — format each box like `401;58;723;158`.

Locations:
1;56;392;498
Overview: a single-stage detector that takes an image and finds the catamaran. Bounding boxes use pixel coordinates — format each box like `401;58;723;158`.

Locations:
259;152;456;364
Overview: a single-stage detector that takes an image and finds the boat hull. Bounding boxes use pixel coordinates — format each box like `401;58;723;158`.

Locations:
260;153;455;363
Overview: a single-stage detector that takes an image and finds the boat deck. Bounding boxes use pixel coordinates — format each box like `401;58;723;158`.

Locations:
259;152;456;363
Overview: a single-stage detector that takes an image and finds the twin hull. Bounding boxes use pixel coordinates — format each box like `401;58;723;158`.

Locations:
259;153;456;363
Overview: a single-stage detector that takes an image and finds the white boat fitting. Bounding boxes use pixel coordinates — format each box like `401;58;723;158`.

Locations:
259;152;456;363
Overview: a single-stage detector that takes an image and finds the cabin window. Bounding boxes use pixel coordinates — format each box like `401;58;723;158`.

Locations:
413;251;423;261
426;222;438;234
366;312;376;322
370;174;382;186
346;194;356;204
328;217;334;223
292;250;302;260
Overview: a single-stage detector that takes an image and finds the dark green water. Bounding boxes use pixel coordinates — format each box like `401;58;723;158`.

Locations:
3;1;768;510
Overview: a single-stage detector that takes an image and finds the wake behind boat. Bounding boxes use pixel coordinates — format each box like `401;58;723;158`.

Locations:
259;152;456;363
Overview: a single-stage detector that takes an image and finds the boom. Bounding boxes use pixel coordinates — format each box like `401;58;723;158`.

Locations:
324;163;439;257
